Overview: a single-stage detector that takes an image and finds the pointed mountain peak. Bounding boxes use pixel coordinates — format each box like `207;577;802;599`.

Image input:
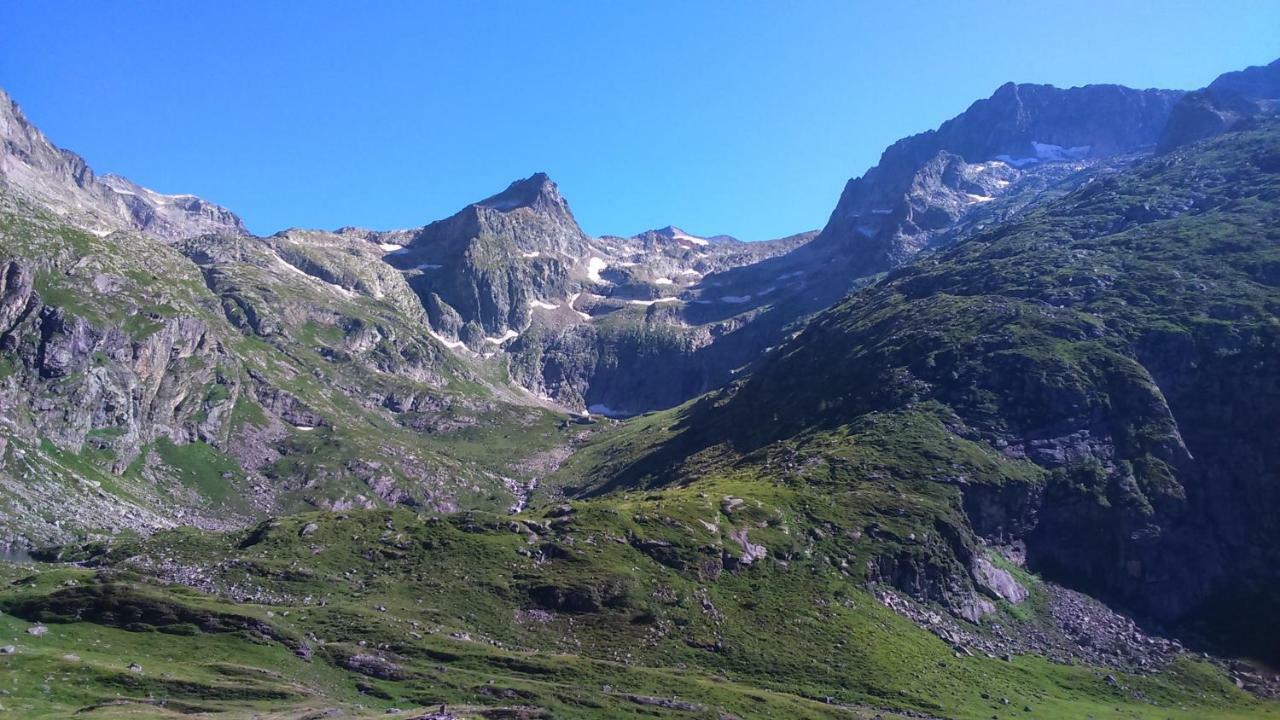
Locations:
647;225;738;245
992;80;1021;97
476;172;565;213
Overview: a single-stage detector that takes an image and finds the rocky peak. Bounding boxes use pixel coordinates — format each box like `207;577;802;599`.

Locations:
0;86;247;240
1157;57;1280;152
476;172;565;214
1206;56;1280;100
812;80;1184;274
386;173;593;343
648;225;737;245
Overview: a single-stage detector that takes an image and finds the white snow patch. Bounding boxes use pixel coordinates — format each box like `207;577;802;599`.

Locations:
994;154;1039;168
521;250;541;258
1032;141;1091;161
484;329;519;344
275;257;356;298
671;229;710;246
530;300;559;310
627;297;679;306
586;257;609;283
995;141;1090;169
378;243;404;252
567;292;591;320
415;263;443;270
721;294;751;304
966;193;995;203
653;277;673;285
428;330;467;350
678;268;702;276
293;425;315;431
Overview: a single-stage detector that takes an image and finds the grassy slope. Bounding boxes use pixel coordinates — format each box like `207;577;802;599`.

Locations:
0;488;1273;719
2;499;1269;717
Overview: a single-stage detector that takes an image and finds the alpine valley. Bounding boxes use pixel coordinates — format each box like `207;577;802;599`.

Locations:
0;55;1279;720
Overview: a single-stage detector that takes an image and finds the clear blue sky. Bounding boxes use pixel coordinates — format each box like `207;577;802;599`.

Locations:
2;2;1278;240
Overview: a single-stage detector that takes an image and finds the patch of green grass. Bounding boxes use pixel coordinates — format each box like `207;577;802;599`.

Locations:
152;438;246;507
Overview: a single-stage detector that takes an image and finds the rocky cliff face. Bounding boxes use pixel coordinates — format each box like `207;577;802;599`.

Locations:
0;89;246;240
1157;58;1280;152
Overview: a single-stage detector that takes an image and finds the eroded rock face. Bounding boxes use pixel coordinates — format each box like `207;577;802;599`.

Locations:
0;260;34;334
0;265;234;461
973;556;1028;605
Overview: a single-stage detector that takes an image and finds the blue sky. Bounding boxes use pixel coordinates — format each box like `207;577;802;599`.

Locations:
2;2;1278;240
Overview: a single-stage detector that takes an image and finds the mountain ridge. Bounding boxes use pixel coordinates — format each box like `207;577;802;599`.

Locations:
0;88;247;240
1;53;1279;719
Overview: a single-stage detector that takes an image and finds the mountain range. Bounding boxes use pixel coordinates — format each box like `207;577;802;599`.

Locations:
0;56;1278;719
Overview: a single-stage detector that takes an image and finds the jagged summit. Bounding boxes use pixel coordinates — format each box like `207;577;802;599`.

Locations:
476;171;567;214
0;86;246;240
810;80;1185;274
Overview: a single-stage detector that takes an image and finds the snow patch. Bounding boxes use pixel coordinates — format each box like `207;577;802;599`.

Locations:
1033;141;1090;161
627;297;679;306
586;257;609;283
567;292;591;320
484;329;519;345
275;257;356;298
995;141;1091;168
678;268;702;276
994;154;1038;168
530;300;559;310
415;263;443;270
521;250;541;258
653;277;673;285
671;229;710;246
378;243;403;252
587;403;629;418
721;294;752;304
966;193;995;203
428;330;467;350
